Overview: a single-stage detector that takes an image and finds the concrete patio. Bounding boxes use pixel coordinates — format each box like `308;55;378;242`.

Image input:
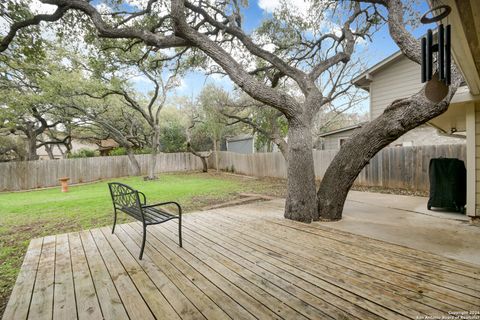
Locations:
335;191;480;265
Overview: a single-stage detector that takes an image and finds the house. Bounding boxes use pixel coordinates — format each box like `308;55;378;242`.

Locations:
433;0;480;222
96;138;120;156
226;134;256;154
36;138;120;159
317;123;364;150
355;0;480;221
226;134;282;154
37;139;98;160
319;48;467;149
351;43;468;146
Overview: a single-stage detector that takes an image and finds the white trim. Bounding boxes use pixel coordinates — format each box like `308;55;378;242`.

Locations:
318;123;364;137
450;86;480;105
465;102;476;216
443;0;480;95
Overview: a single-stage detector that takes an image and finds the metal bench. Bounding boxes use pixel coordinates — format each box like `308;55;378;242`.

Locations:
108;182;182;259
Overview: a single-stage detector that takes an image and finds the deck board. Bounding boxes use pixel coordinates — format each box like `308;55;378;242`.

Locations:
53;234;76;320
3;203;480;320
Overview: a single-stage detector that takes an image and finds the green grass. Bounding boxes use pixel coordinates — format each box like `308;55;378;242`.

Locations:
0;172;286;316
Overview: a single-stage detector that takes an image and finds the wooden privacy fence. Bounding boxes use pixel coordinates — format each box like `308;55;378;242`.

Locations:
211;144;466;192
0;153;203;191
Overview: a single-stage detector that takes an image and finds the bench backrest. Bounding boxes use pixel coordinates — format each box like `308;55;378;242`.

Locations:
108;182;141;211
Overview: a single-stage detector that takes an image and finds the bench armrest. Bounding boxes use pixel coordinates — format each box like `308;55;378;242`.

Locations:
137;191;147;205
142;201;182;216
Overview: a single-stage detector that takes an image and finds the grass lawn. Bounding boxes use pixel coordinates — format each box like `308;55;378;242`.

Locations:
0;171;285;316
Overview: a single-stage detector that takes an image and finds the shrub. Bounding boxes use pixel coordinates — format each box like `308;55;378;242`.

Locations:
134;147;152;155
109;147;127;156
68;148;99;158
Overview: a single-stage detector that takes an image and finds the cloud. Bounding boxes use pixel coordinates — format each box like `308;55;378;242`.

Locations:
258;0;310;14
171;77;188;94
0;17;9;35
125;0;149;9
95;3;112;14
258;0;280;12
29;0;57;14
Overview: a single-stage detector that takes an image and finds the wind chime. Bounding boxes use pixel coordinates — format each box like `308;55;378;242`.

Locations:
420;4;452;103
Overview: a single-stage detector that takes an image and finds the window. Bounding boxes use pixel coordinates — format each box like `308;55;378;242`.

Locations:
338;138;349;148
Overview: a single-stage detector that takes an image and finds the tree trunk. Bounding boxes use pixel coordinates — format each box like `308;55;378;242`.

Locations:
284;120;317;223
316;79;461;221
200;157;208;172
126;148;141;176
45;144;55;160
272;137;288;160
213;139;219;172
187;142;210;173
147;126;160;180
26;135;39;161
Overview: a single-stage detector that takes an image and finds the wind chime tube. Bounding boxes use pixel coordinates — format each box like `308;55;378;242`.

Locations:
427;29;433;81
421;37;427;83
438;24;444;80
445;24;451;85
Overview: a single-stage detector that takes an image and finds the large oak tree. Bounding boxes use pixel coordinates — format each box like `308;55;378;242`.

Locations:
0;0;463;222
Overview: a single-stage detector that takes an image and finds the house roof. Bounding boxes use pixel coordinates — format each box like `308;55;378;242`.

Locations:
226;134;253;143
351;50;405;90
318;123;366;137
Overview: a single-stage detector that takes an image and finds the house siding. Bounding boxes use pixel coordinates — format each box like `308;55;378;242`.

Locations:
320;124;464;150
227;138;254;154
320;128;360;150
475;103;480;214
369;55;424;119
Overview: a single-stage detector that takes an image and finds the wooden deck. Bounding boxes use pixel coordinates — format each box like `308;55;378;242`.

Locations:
3;201;480;320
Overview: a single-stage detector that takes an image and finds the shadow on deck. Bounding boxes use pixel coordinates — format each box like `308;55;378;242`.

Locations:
3;200;480;320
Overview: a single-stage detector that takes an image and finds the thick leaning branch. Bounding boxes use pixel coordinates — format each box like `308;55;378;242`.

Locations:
170;0;301;118
0;6;69;52
48;0;189;47
184;1;310;94
316;0;462;220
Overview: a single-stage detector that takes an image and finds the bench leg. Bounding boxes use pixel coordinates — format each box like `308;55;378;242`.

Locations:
178;216;182;248
112;208;117;234
139;225;147;260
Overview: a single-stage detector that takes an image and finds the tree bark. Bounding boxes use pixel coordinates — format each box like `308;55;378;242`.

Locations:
213;139;219;172
316;76;461;221
126;147;141;176
284;118;317;223
146;125;160;180
44;144;55;160
187;142;211;172
26;135;39;161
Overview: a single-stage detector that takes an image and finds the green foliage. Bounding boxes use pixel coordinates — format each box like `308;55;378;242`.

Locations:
109;147;127;156
134;147;153;155
194;84;242;144
0;136;26;161
160;122;187;152
158;106;188;152
68;148;99;158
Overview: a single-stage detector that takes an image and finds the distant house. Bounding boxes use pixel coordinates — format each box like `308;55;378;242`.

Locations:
226;134;281;154
37;139;98;160
226;135;256;154
97;138;120;156
318;49;466;150
318;123;364;150
36;138;119;159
